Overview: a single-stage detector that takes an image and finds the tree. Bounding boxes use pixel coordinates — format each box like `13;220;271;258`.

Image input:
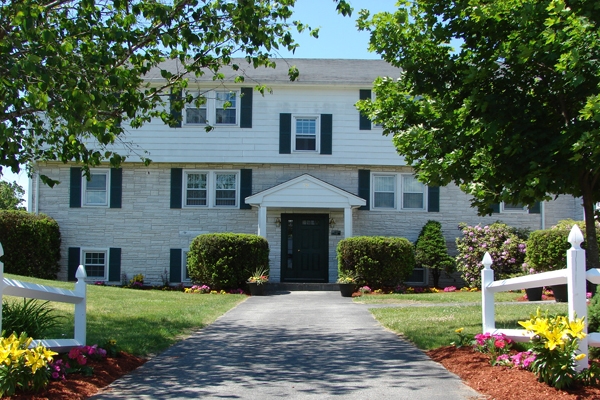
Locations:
414;220;455;288
0;180;25;210
1;0;351;184
357;0;600;269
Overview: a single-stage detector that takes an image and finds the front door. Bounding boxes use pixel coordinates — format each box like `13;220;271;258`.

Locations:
281;214;329;282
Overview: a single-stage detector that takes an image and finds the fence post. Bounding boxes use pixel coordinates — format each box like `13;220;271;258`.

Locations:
567;225;587;371
481;252;495;333
73;265;87;346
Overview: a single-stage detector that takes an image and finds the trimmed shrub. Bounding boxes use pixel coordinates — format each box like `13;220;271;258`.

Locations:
414;220;455;288
337;236;414;288
525;219;600;273
456;222;527;288
187;233;269;290
0;211;61;279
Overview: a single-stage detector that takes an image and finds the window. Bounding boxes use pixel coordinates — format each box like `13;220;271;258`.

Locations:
406;267;426;284
294;116;318;152
186;173;207;206
83;170;109;206
402;175;425;209
372;173;427;211
501;202;527;213
183;170;238;208
83;250;107;279
185;90;239;126
373;175;395;208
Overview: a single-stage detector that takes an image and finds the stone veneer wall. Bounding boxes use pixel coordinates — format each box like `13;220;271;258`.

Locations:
34;162;582;286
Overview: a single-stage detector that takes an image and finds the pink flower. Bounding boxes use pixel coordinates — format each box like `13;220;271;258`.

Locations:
77;354;87;365
495;340;506;349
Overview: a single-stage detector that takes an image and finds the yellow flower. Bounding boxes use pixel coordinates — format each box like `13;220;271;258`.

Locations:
455;328;464;333
575;353;587;361
567;318;587;340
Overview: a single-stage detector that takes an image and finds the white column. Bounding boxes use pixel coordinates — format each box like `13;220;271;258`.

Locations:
258;206;267;238
74;265;87;346
566;225;587;371
481;252;495;334
343;207;352;238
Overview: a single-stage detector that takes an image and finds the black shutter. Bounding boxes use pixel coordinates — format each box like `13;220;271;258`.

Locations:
491;203;500;213
240;169;252;209
169;89;182;128
68;247;80;281
170;168;183;209
320;114;332;155
70;167;82;208
358;169;370;210
110;168;122;208
279;113;292;154
359;89;372;130
240;87;253;128
170;249;182;283
428;186;440;212
529;201;541;214
108;248;121;282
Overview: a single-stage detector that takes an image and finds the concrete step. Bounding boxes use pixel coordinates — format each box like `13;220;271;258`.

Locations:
267;282;340;292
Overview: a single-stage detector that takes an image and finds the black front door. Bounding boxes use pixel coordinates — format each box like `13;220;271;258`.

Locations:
281;214;329;282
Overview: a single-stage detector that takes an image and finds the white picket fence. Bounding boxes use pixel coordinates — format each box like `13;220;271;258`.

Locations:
481;224;600;371
0;244;87;351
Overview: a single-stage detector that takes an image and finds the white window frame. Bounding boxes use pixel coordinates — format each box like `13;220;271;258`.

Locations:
182;170;239;209
82;169;110;207
371;173;427;211
293;115;320;153
81;248;108;280
182;249;191;282
184;90;240;127
500;202;528;213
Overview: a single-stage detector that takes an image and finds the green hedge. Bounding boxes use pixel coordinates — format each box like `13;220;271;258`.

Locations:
525;220;600;273
187;233;269;290
337;236;414;288
0;211;61;279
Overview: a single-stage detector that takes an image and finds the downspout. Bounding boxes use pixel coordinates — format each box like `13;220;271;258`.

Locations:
540;201;545;230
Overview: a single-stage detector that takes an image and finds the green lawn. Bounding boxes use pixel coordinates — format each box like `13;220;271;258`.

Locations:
3;274;245;357
370;302;568;350
353;290;524;304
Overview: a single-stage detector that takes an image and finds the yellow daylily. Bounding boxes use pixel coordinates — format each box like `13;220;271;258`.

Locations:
566;318;587;340
575;353;587;361
455;328;464;333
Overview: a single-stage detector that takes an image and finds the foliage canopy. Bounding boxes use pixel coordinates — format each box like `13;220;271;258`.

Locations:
357;0;600;267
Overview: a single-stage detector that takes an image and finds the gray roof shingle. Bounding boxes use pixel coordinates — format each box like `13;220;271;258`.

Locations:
145;58;400;85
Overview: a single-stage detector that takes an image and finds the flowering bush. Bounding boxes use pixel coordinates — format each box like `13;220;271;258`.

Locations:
456;222;527;288
495;351;536;369
0;332;57;397
48;359;69;381
473;332;513;365
359;286;372;294
518;309;587;389
185;284;211;294
65;345;107;376
443;286;457;292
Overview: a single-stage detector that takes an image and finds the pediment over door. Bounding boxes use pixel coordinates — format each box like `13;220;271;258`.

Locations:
245;174;365;209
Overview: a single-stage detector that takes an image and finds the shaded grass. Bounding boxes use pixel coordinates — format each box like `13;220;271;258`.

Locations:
4;274;245;357
354;290;524;304
371;303;568;350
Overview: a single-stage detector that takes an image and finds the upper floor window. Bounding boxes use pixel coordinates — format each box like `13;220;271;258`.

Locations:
372;173;426;211
185;90;239;126
294;116;319;152
83;170;109;206
183;170;238;208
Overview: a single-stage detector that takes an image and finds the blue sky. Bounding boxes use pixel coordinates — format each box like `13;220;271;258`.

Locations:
2;0;399;209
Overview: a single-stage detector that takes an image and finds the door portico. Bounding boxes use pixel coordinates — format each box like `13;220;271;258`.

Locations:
245;174;366;282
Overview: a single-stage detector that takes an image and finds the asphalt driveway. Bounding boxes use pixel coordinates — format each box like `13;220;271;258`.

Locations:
91;291;482;399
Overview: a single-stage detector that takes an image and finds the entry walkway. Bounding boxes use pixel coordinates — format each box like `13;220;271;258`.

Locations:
92;292;482;399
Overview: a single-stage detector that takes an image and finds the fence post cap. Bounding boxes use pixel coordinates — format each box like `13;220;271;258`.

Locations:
482;252;493;269
568;225;584;250
75;265;87;280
